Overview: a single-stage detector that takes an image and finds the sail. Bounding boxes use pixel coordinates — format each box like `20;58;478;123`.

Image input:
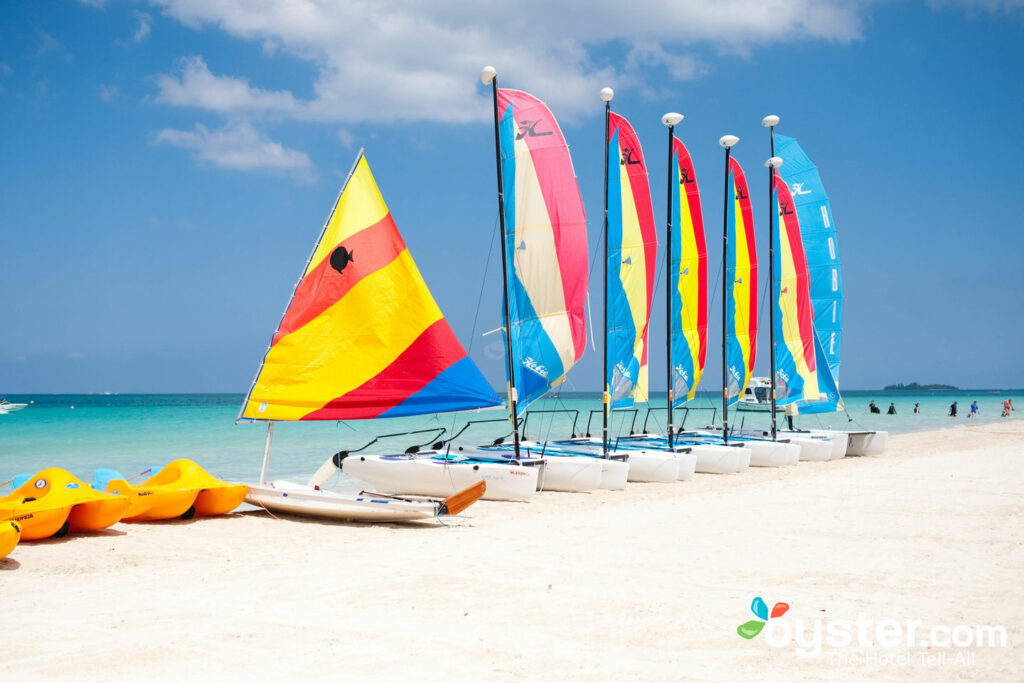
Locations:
669;137;707;407
775;134;843;413
238;152;502;422
497;89;588;410
725;157;757;406
772;169;819;405
607;112;658;409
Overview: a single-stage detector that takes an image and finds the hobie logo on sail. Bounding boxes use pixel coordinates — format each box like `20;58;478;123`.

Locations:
680;167;694;184
621;148;641;166
522;357;548;378
791;183;811;195
515;120;552;140
674;365;689;382
615;362;632;380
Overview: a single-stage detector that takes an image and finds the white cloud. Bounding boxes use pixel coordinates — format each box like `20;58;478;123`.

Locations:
132;12;153;43
37;30;62;56
0;62;11;78
155;120;314;179
336;128;354;149
154;56;299;115
98;84;119;101
146;0;869;124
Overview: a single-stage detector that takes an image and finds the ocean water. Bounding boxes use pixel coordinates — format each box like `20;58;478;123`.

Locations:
0;390;1019;487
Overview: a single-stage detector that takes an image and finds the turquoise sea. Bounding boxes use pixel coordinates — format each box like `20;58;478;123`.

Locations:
0;390;1019;487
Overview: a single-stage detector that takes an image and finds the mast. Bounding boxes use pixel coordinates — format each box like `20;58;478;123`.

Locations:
482;66;521;461
600;87;614;456
762;114;780;439
718;135;739;444
661;112;684;447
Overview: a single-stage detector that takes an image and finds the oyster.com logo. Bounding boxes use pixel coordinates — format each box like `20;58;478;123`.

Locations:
737;596;789;639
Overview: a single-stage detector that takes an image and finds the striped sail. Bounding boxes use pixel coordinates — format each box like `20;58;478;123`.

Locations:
497;89;588;409
775;135;843;413
670;137;707;407
773;170;819;405
607;113;658;409
238;152;502;422
725;158;757;406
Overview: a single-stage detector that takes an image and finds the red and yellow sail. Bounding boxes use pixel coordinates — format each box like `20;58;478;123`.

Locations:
238;152;501;422
725;157;757;405
773;169;819;403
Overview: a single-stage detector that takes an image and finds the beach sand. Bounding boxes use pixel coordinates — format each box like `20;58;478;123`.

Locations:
2;421;1021;680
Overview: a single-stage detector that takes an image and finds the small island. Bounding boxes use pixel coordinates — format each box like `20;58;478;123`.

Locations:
884;382;959;391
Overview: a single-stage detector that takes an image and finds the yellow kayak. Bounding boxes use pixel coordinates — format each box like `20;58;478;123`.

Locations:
0;468;130;539
95;460;246;521
0;520;20;559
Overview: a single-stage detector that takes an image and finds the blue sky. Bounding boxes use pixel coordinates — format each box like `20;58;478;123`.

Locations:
1;0;1022;394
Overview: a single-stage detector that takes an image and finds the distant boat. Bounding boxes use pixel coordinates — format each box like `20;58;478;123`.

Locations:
737;376;772;412
0;398;27;415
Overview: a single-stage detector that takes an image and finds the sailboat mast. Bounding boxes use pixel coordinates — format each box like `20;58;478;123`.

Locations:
763;114;780;439
719;135;739;444
483;66;521;461
600;87;613;456
662;113;683;447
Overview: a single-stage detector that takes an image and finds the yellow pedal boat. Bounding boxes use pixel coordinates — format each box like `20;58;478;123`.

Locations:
0;468;130;539
0;520;20;559
94;460;246;521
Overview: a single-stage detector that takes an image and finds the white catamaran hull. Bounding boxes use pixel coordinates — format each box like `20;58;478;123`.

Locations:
780;430;849;459
847;430;888;456
740;439;799;467
597;456;629;490
550;440;677;484
675;451;697;480
245;482;440;522
688;443;752;474
535;454;604;492
340;455;538;501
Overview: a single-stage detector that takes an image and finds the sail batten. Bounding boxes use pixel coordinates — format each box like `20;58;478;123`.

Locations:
497;89;588;410
725;158;757;406
670;138;707;407
606;113;658;409
238;152;502;422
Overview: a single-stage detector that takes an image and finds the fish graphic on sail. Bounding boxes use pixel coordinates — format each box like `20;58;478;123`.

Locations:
775;135;843;413
497;89;588;410
725;157;757;406
772;169;819;404
238;151;502;422
607;112;658;408
669;137;707;407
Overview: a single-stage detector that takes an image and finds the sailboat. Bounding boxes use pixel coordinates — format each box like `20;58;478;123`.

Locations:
772;132;886;456
588;117;751;475
550;91;685;484
687;139;799;467
239;151;519;519
339;71;625;495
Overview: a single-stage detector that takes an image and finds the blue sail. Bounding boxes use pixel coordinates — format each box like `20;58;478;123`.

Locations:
775;135;843;413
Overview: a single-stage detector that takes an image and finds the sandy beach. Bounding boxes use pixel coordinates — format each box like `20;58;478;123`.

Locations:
2;421;1021;680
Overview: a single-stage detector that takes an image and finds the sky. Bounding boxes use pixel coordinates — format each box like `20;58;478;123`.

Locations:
1;0;1023;394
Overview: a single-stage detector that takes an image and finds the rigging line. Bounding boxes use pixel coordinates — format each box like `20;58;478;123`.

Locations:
467;211;500;355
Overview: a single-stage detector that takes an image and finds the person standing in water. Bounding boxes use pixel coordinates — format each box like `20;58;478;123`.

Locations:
887;402;897;415
913;403;920;414
969;401;979;418
1003;398;1015;417
949;401;958;417
869;400;880;414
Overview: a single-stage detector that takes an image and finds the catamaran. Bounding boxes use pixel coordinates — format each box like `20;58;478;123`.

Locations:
237;151;529;517
340;71;632;494
764;128;884;456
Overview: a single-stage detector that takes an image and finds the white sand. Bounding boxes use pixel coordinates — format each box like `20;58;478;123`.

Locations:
2;422;1021;680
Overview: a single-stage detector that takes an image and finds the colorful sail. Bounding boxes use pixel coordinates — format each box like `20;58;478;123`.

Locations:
607;112;658;408
497;89;588;410
669;137;707;407
238;152;502;422
772;169;819;405
775;135;843;413
725;157;757;406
